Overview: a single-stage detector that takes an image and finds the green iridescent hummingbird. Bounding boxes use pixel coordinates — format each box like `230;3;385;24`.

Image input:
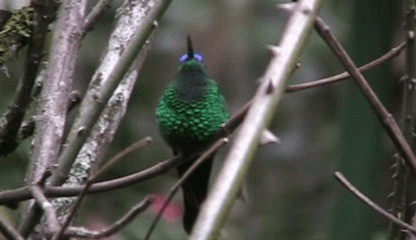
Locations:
156;36;229;233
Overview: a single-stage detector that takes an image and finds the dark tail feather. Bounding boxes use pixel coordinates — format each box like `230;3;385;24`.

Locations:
177;155;213;234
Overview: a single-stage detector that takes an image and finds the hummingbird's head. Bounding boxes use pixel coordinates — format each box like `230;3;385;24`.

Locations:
178;35;205;65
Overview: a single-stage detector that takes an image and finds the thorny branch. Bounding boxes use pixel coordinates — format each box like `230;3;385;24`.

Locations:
191;1;324;238
389;0;416;239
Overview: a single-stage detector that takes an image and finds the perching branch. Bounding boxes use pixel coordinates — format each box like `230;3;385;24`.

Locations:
313;17;416;176
190;1;324;239
0;88;258;205
0;155;181;204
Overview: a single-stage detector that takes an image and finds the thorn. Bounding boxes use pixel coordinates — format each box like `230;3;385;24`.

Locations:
266;79;276;94
0;64;10;78
260;129;280;145
301;6;312;15
152;20;159;28
187;35;194;57
77;127;85;136
267;45;281;57
408;30;415;40
386;192;395;199
276;3;297;13
295;62;301;69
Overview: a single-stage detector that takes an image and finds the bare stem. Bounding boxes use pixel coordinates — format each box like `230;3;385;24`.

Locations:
286;42;406;92
63;197;153;239
314;17;416;176
0;217;24;240
335;172;416;235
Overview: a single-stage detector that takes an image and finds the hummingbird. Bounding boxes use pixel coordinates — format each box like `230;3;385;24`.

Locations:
156;36;229;233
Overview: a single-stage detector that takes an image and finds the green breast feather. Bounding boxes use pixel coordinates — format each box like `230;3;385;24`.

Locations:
156;78;228;153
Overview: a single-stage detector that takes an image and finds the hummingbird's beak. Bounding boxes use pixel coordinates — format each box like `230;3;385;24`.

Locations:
187;35;194;59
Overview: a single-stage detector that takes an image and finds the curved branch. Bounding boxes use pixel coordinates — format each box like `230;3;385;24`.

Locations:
64;197;153;239
286;41;406;92
335;172;416;235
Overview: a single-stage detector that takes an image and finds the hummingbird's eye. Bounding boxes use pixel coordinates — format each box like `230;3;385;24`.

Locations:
193;53;204;63
179;54;189;64
179;52;205;64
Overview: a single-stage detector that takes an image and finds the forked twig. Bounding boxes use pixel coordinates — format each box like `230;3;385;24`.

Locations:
53;137;152;239
314;17;416;176
29;185;60;234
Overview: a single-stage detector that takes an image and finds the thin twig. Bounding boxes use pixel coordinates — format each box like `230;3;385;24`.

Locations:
29;185;60;234
0;217;24;240
52;137;152;239
93;137;153;182
144;138;229;240
82;0;113;35
286;41;406;92
335;171;416;235
314;17;416;176
0;155;182;204
64;197;153;239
